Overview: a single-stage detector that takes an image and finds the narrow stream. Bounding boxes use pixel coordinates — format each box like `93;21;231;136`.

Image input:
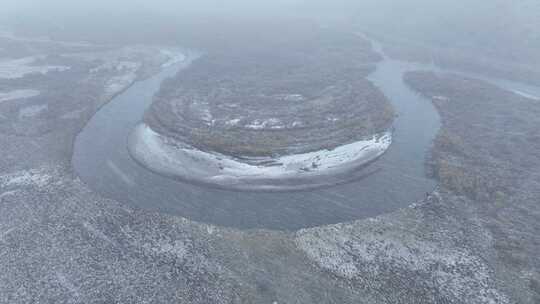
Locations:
71;39;538;231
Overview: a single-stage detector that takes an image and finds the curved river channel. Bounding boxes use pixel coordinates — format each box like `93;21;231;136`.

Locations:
73;42;540;230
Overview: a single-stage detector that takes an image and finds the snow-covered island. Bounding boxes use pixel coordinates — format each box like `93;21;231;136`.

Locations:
128;30;394;191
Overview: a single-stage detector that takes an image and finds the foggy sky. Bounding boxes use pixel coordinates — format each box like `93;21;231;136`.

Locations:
2;0;303;16
2;0;538;64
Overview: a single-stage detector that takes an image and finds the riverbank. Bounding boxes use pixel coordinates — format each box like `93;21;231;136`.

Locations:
128;123;391;191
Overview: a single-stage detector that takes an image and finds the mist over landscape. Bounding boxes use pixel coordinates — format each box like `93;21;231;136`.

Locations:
1;1;539;303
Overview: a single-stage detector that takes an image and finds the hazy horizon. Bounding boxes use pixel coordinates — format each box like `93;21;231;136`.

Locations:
2;0;538;65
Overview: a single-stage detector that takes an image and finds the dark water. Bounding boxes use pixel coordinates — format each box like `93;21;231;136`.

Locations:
73;48;445;230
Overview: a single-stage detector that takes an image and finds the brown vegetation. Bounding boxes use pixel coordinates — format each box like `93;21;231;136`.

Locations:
145;28;394;157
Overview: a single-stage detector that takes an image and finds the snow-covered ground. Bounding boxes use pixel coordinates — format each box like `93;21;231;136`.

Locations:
0;167;54;189
224;118;242;126
18;104;47;119
160;49;187;67
104;70;139;97
128;123;391;190
274;94;306;102
88;60;141;97
0;89;40;103
432;95;450;102
245;118;284;130
513;89;540;101
90;60;140;74
295;214;509;304
80;47;185;98
0;56;70;79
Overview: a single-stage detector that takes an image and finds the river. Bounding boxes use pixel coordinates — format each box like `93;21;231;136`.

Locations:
73;41;538;230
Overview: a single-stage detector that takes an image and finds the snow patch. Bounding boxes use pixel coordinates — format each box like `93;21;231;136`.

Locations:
61;108;86;120
105;73;138;97
225;118;242;126
18;104;47;119
296;224;509;303
512;90;540;100
0;190;20;199
245;118;283;130
0;56;70;79
90;61;139;74
92;61;141;97
194;103;213;126
0;168;53;189
160;49;187;67
143;239;189;259
272;94;306;102
55;272;81;298
0;89;40;103
432;95;450;102
83;222;115;245
291;121;303;128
